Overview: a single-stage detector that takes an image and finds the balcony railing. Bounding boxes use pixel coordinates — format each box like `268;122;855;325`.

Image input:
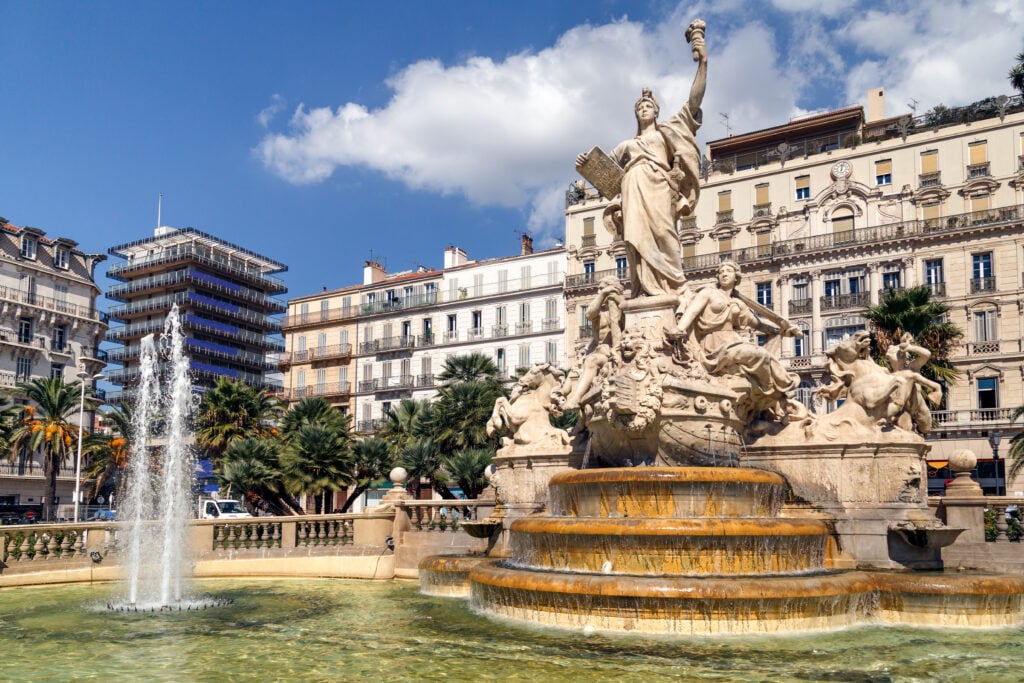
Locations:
281;306;358;329
0;286;101;322
107;269;286;311
967;340;1001;355
492;325;509;338
515;321;533;334
357;292;439;318
919;171;942;188
418;334;436;348
0;462;77;480
378;336;416;352
565;267;631;290
752;203;772;219
925;282;947;297
280;344;353;367
578;325;594;339
970;276;996;293
788;299;812;316
107;291;279;331
931;407;1016;428
377;375;414;391
715;209;735;224
820;292;869;311
356;419;382;434
357;379;379;392
967;162;991;178
416;374;435;388
542;318;560;331
581;234;597;248
108;245;285;291
467;327;484;340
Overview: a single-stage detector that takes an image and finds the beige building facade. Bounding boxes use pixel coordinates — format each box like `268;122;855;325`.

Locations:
565;92;1024;496
0;216;108;517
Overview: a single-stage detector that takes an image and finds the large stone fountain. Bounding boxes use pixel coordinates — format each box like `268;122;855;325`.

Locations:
421;19;1024;634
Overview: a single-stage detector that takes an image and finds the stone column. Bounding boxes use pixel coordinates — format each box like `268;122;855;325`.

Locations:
810;270;823;354
902;256;915;288
777;273;790;354
868;263;882;305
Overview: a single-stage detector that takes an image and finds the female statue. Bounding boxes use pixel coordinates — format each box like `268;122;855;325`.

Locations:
576;19;707;298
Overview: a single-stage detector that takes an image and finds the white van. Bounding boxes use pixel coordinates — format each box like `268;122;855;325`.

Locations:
199;499;252;519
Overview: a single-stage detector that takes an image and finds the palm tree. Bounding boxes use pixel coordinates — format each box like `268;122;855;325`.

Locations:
443;448;494;499
398;438;453;500
280;397;348;438
9;377;94;520
81;402;133;504
217;437;303;516
864;285;963;387
280;423;352;513
377;398;431;456
422;382;504;453
195;378;281;462
340;437;395;512
0;394;24;457
437;352;503;384
1009;52;1024;96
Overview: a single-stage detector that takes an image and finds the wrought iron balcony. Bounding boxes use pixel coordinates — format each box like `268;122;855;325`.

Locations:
492;325;509;338
416;374;435;388
542;318;560;331
515;321;533;334
788;299;812;316
715;209;735;224
578;325;594;339
356;419;382;434
378;336;416;352
970;277;996;293
820;292;869;311
925;282;946;297
967;162;990;178
918;172;941;188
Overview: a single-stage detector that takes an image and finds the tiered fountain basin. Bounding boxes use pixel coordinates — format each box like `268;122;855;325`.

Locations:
422;467;1024;635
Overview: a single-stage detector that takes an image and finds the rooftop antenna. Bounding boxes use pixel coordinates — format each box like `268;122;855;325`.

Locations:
157;193;163;228
719;112;732;136
907;98;919;116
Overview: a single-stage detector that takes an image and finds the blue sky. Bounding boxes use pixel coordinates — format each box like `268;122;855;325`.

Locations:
2;1;1022;303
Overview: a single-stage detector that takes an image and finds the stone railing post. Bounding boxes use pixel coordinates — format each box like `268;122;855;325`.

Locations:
940;449;987;544
280;517;298;548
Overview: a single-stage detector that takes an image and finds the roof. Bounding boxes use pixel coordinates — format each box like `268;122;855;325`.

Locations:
108;226;287;273
1;220;87;254
708;106;863;156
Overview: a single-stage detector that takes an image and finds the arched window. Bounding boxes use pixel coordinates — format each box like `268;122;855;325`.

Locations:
832;207;854;242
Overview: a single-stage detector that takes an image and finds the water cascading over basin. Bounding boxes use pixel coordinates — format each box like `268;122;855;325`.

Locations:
465;468;1024;635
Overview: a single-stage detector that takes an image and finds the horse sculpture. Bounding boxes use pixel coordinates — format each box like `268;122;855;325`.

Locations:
487;363;571;449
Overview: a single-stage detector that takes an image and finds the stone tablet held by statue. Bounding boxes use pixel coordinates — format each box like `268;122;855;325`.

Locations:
575;146;624;200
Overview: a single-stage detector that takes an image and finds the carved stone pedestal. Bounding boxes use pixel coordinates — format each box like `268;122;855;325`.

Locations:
744;439;960;570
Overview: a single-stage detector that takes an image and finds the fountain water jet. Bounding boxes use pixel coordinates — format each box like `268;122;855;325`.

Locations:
114;304;198;609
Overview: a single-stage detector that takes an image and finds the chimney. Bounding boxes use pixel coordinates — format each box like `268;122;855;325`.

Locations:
866;87;885;123
521;234;534;255
363;259;386;285
444;246;468;269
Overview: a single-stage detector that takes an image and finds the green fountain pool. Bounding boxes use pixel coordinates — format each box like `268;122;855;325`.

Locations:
1;579;1021;682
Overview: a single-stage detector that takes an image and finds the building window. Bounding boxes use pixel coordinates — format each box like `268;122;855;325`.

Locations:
20;236;37;260
471;310;483;337
977;377;998;415
792;281;809;301
795;175;810;201
498;270;508;293
973;309;997;342
16;357;31;382
495;348;506;375
615;256;627;278
882;271;901;291
54;246;70;269
583;261;595;283
793;324;809;357
823;279;841;298
447;314;457;332
518;344;530;370
825;324;865;350
874;159;892;186
52;325;67;352
972;252;994;293
546;341;557;364
924;259;944;290
50;363;65;379
756;282;772;308
17;318;33;345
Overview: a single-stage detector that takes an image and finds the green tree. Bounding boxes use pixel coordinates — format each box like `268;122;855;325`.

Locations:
398;438;453;500
864;285;963;388
280;424;352;513
217;437;303;516
421;382;505;454
1009;52;1024;96
280;397;348;439
340;437;395;512
8;377;95;520
437;352;503;385
377;398;431;456
81;402;133;504
442;448;493;499
0;394;22;454
195;378;281;461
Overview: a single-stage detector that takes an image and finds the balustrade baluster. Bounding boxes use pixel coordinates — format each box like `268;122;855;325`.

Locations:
20;534;32;560
994;504;1010;541
326;521;338;545
232;524;243;549
212;525;223;550
297;522;308;546
59;531;72;558
73;529;85;557
272;523;281;548
316;521;327;545
32;533;45;560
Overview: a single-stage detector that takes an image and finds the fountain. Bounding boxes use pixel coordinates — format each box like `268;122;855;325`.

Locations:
421;19;1024;634
113;304;219;610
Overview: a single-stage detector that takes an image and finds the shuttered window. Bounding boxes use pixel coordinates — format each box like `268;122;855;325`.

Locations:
968;141;987;165
921;151;938;174
754;183;769;205
717;191;731;211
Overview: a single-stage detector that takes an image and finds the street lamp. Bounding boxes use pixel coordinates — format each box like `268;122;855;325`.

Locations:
73;369;105;523
989;432;1004;496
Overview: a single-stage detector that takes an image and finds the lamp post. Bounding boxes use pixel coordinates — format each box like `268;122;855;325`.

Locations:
988;432;1004;496
73;369;105;523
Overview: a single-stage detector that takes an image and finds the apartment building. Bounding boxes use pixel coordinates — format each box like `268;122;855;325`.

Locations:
106;227;287;399
0;216;107;514
564;90;1024;495
353;238;566;433
279;284;360;414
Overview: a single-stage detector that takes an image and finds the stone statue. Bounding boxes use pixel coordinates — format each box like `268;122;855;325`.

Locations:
575;19;707;298
487;363;571;450
668;260;802;421
816;330;942;436
556;276;624;412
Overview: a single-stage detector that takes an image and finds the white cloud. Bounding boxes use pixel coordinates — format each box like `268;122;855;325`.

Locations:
256;1;1024;232
256;94;286;128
